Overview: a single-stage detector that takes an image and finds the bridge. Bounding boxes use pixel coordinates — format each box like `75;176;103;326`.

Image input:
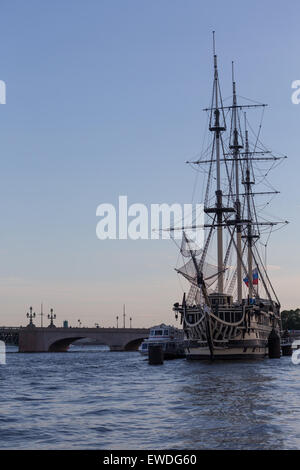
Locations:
0;326;150;352
0;327;19;346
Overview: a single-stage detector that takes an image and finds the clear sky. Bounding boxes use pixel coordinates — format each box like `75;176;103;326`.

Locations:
0;0;299;327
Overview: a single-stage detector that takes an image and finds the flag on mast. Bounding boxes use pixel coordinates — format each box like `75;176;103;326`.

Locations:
252;268;258;285
243;268;259;287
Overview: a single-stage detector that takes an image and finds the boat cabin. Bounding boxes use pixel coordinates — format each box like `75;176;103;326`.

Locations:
149;324;174;338
208;293;233;307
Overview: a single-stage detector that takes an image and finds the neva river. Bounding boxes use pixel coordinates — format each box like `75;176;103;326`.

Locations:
1;346;300;450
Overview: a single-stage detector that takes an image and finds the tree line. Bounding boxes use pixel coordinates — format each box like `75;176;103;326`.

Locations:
281;309;300;330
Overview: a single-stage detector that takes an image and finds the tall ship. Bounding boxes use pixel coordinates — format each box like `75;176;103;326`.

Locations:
173;35;288;360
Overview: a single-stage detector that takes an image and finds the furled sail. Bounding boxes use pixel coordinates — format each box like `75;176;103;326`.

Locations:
180;231;202;258
176;257;221;287
177;231;224;287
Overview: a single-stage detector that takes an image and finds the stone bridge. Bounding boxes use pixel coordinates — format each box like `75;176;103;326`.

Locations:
18;326;150;352
0;327;19;346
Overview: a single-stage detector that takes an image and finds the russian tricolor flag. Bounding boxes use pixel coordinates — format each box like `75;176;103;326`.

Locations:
243;268;259;286
252;268;258;285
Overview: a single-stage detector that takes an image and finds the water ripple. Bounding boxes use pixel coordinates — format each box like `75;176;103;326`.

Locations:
0;351;300;449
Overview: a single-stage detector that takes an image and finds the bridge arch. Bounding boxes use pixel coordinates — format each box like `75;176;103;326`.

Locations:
124;337;145;351
48;336;110;352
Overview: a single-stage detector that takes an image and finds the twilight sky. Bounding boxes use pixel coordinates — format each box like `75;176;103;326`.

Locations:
0;0;299;327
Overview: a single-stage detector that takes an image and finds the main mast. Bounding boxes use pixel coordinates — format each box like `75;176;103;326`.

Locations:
229;63;243;302
208;32;226;294
244;121;254;298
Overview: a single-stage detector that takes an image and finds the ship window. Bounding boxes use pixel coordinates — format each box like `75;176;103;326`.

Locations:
142;344;148;349
164;330;169;336
155;330;163;336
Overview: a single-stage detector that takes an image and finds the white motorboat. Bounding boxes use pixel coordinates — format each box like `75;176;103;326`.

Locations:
139;324;185;359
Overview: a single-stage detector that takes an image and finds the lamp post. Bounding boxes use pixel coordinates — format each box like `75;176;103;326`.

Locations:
123;304;126;328
48;308;56;328
39;302;44;327
78;319;82;328
130;317;132;328
26;306;36;327
116;316;119;328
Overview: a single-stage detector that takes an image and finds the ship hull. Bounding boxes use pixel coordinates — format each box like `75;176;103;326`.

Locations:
174;295;281;361
186;346;267;360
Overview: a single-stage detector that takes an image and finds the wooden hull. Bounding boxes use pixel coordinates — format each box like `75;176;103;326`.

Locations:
175;295;281;361
186;345;267;360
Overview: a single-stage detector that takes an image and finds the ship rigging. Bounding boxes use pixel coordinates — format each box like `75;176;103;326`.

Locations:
172;33;288;360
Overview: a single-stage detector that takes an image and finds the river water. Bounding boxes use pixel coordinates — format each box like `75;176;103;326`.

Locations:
0;346;299;449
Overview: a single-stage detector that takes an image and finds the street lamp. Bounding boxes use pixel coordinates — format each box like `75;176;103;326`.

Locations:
116;316;119;328
48;308;56;328
78;319;82;328
39;303;44;327
26;306;36;327
130;317;132;328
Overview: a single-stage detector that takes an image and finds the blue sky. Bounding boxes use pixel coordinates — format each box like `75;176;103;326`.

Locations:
0;0;299;327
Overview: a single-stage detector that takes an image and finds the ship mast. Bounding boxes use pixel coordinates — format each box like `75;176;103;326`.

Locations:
229;63;243;302
181;37;288;307
208;32;226;294
243;114;254;298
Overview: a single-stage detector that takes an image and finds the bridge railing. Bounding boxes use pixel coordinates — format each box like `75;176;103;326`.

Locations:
0;327;21;331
